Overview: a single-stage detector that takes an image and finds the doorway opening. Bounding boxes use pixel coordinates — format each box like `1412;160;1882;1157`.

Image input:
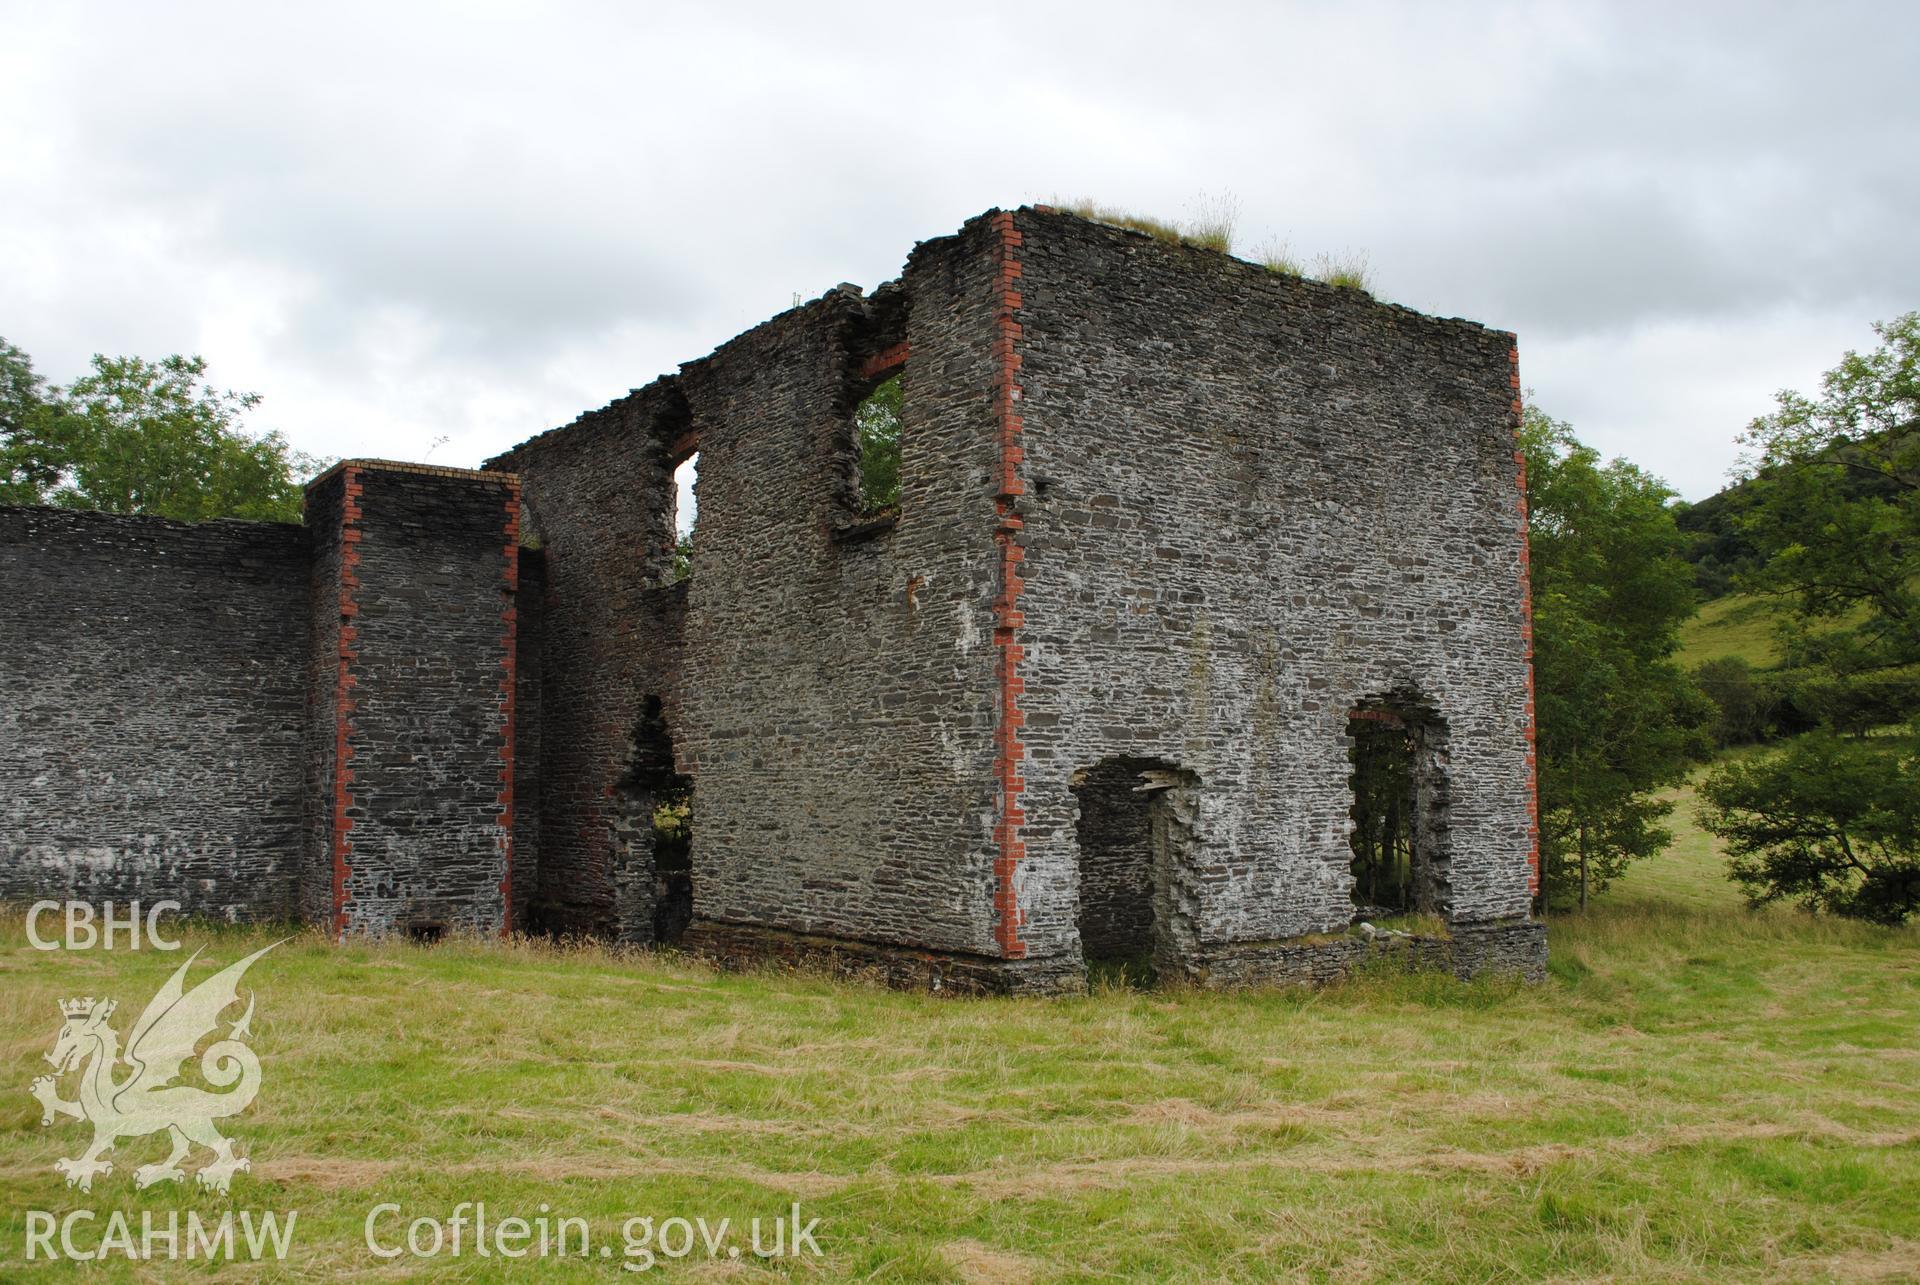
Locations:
1070;758;1199;987
1347;698;1450;926
610;695;694;945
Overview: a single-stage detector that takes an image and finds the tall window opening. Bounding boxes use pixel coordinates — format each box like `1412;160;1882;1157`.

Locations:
852;375;901;514
1347;700;1451;926
670;452;698;583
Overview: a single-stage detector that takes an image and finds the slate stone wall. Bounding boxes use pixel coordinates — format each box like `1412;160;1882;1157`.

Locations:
494;224;1017;956
0;205;1543;990
300;472;348;925
495;206;1540;989
485;382;689;937
0;507;308;920
316;462;519;938
673;227;1010;959
510;547;545;931
1009;208;1544;981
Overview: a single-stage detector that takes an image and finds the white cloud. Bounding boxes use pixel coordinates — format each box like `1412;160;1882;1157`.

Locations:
1;0;1914;499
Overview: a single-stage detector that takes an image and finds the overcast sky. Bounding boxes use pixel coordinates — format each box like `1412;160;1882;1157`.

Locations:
2;1;1914;501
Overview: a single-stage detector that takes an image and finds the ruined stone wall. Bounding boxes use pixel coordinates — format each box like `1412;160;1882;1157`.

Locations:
673;224;1015;959
309;463;520;939
1070;762;1156;959
0;507;308;919
0;205;1542;990
510;548;545;931
1009;208;1541;977
301;473;347;925
492;225;1021;957
485;382;689;935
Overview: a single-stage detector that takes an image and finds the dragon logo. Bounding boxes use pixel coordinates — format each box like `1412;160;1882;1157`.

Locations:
29;942;279;1194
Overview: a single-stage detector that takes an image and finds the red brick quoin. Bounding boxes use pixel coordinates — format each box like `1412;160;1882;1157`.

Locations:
1509;344;1542;897
331;467;364;940
990;211;1029;956
497;483;521;937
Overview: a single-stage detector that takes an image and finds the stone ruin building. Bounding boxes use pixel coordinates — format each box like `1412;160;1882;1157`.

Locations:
0;207;1547;992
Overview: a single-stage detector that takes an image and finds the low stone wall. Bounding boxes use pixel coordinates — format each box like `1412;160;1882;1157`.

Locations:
682;916;1545;995
1188;918;1548;989
680;920;1084;995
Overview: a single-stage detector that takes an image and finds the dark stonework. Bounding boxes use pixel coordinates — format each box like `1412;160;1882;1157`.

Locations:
510;547;545;932
679;920;1084;996
0;206;1546;991
0;507;308;920
667;240;1008;959
314;463;519;939
2;464;520;939
300;472;347;927
482;382;689;937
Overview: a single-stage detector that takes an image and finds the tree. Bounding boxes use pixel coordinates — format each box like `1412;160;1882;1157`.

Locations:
0;338;56;504
1692;656;1773;747
0;345;319;523
1736;312;1917;675
1523;406;1712;910
1698;317;1920;922
1699;724;1920;925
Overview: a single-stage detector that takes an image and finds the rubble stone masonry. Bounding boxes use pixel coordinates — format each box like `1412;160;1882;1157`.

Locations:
0;207;1544;988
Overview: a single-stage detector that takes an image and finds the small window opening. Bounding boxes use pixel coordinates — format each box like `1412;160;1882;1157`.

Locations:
406;920;447;945
853;375;902;514
670;452;698;582
1347;701;1451;930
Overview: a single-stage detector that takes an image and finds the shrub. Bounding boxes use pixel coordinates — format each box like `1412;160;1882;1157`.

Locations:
1786;666;1920;736
1699;724;1920;924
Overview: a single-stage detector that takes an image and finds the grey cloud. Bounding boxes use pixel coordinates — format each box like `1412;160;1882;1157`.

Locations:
1;0;1915;499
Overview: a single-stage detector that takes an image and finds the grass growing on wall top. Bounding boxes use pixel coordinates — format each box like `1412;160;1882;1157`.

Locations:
1312;250;1373;294
1;791;1915;1280
1055;195;1237;255
1053;199;1382;298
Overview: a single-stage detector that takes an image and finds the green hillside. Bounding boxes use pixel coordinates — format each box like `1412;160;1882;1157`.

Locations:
1675;593;1787;669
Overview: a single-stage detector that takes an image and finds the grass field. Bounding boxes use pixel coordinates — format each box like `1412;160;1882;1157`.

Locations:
2;791;1917;1280
1674;590;1879;673
1676;593;1788;669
